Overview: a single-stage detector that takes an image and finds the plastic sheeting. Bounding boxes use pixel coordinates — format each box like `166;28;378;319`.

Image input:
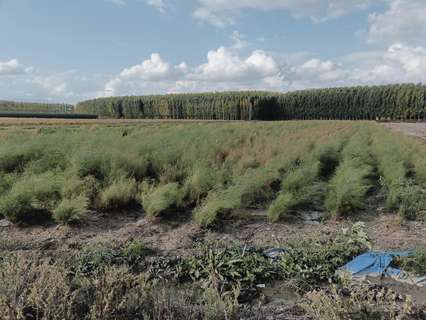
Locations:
339;251;426;287
340;251;413;278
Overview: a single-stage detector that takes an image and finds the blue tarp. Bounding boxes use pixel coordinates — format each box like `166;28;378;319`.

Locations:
340;251;414;278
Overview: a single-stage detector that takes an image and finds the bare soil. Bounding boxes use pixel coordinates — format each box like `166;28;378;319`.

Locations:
382;122;426;140
2;209;425;255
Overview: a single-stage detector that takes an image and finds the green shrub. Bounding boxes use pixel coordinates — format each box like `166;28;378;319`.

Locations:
53;196;89;225
109;152;149;181
61;175;101;202
99;177;138;211
184;166;218;203
268;192;298;222
381;178;426;221
0;172;62;223
194;191;239;227
142;182;183;217
73;151;111;181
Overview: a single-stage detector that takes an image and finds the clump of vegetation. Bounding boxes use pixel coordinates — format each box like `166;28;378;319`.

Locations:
142;182;183;217
325;131;376;217
181;243;279;287
99;177;138;211
268;139;343;222
279;222;370;288
0;172;62;223
397;248;426;276
74;240;150;276
302;281;414;320
371;128;426;220
53;195;89;225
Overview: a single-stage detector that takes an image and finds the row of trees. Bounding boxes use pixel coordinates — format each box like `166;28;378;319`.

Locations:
75;92;275;120
73;84;426;121
0;101;74;113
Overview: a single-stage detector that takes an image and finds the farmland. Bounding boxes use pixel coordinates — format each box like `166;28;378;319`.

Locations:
1;120;426;319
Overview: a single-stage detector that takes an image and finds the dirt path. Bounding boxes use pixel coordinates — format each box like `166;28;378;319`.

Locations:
2;211;425;255
382;122;426;139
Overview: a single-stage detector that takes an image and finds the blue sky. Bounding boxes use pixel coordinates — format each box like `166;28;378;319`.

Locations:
1;0;425;103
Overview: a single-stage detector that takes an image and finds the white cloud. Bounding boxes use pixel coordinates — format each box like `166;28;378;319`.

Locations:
104;0;127;7
102;47;283;96
229;31;249;50
367;0;426;46
194;0;374;27
105;0;166;12
287;43;426;90
349;44;426;83
293;58;347;82
146;0;165;13
0;59;32;76
120;53;172;80
103;53;189;96
102;41;426;97
193;47;279;81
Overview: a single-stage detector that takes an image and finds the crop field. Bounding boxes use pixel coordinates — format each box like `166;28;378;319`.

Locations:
1;120;426;319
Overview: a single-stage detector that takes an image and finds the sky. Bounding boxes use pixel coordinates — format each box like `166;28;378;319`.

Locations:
1;0;426;104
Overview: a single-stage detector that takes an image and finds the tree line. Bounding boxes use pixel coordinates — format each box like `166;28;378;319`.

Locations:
37;83;426;121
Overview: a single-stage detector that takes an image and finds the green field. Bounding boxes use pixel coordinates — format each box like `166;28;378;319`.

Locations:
1;120;426;319
1;121;425;226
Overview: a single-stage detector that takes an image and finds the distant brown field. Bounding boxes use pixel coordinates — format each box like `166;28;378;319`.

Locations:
0;117;240;127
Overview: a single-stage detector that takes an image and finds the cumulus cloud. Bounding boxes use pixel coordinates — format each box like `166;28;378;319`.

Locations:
193;47;279;81
349;44;426;83
287;43;426;90
367;0;426;46
103;53;189;96
102;47;283;96
102;41;426;97
120;53;172;80
0;59;32;76
194;0;374;27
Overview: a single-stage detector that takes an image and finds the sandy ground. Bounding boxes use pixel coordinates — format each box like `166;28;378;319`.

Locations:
382;122;426;139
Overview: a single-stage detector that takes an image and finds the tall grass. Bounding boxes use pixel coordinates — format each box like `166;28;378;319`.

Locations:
370;127;426;220
0;121;425;225
325;129;376;217
268;137;346;222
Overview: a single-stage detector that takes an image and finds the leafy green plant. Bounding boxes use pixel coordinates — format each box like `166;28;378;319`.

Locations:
182;243;279;288
279;222;370;288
